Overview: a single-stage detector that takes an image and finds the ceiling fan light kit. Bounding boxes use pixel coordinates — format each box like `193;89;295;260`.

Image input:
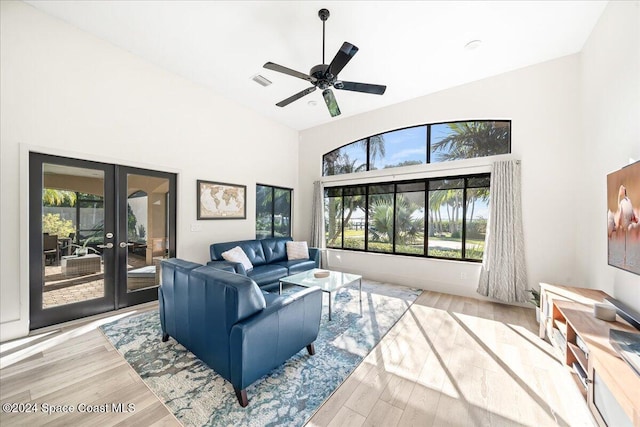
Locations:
322;89;341;117
263;8;386;117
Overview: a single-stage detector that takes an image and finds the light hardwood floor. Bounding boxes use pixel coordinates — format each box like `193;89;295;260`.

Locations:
0;291;595;427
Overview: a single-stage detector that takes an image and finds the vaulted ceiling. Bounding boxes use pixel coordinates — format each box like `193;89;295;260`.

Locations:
26;1;607;131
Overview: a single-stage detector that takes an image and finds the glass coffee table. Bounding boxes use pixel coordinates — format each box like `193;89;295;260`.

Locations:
279;268;362;321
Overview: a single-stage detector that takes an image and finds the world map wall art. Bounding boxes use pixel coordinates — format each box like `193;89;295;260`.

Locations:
197;180;246;220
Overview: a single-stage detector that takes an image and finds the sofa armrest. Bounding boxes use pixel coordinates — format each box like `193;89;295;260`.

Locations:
308;247;320;268
228;287;322;389
206;260;246;274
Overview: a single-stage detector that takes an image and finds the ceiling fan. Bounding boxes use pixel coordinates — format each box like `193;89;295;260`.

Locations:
263;8;386;117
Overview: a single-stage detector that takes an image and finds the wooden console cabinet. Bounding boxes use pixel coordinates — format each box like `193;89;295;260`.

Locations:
539;283;640;427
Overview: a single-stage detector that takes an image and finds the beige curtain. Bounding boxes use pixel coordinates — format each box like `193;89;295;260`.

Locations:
477;160;527;302
310;181;325;249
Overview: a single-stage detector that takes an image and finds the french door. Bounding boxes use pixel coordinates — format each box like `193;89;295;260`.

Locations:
29;153;176;329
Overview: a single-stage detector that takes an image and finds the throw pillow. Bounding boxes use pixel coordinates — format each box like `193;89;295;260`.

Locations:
286;241;309;260
221;246;253;272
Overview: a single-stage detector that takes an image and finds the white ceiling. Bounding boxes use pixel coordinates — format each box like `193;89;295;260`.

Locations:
25;0;607;131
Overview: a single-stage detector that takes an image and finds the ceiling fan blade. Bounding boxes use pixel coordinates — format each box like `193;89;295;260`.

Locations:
326;42;358;77
335;81;386;95
264;62;316;83
276;86;317;107
322;89;341;117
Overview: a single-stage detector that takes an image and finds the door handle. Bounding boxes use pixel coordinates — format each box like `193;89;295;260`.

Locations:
120;242;134;248
97;243;114;249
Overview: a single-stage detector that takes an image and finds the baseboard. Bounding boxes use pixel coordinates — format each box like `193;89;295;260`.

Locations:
0;318;30;344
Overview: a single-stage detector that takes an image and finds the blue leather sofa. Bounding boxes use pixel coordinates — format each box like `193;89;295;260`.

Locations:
158;258;322;407
208;237;319;291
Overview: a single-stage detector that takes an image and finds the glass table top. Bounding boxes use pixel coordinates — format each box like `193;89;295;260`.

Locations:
280;268;361;293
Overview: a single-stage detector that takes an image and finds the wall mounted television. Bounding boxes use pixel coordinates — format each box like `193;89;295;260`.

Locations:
607;160;640;275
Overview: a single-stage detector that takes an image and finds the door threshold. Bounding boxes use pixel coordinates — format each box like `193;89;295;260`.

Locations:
31;300;158;336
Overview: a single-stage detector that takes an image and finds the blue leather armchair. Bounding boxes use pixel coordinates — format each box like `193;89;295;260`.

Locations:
159;258;322;407
208;237;319;291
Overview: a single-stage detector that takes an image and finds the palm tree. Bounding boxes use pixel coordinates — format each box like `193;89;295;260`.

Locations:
323;135;386;175
431;121;509;161
367;135;385;169
428;189;447;236
326;155;367;244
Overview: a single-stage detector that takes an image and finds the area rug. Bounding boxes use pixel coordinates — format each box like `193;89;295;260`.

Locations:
100;280;421;426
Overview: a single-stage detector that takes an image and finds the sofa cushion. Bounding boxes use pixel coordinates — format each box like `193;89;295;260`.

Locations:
221;246;253;272
211;240;267;266
275;259;317;275
247;264;288;286
261;238;290;264
286;241;309;260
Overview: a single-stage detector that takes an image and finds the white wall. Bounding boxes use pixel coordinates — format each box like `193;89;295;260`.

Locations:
298;54;584;300
578;1;640;312
0;1;299;341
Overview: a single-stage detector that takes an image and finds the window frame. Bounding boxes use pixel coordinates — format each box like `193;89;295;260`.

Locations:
255;183;293;240
322;120;511;176
324;173;490;263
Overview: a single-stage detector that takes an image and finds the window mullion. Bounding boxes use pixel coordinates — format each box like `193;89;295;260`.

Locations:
462;179;467;259
426;125;431;164
392;184;397;254
271;188;275;238
364;187;369;251
424;181;429;257
340;189;345;249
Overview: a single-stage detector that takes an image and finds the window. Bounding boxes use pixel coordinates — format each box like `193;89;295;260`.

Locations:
367;184;394;253
370;126;427;170
430;121;510;163
324;174;490;262
323;120;510;176
343;186;366;250
325;187;343;248
256;184;292;239
323;139;367;176
464;176;490;260
395;182;425;255
428;178;464;258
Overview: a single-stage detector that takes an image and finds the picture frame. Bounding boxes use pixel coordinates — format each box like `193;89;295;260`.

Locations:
197;180;246;220
607;160;640;276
